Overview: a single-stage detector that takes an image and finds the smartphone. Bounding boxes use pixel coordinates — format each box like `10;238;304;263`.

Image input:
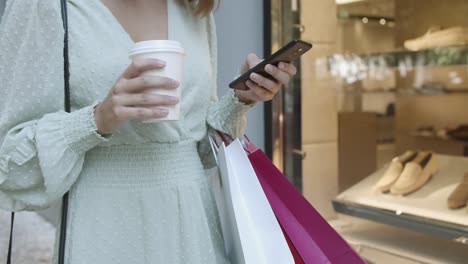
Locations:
229;39;313;90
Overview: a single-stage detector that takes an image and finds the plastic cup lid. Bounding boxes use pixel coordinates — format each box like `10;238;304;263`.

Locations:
129;40;185;57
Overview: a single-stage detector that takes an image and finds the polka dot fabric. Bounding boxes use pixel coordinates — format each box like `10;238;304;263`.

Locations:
0;0;252;263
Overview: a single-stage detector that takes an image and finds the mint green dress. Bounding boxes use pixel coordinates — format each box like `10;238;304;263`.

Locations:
0;0;252;263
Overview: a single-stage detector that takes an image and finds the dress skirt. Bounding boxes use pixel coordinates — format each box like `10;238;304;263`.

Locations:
51;141;230;264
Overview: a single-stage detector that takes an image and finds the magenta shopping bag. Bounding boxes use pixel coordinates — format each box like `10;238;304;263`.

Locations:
280;221;305;264
212;132;365;264
247;148;365;264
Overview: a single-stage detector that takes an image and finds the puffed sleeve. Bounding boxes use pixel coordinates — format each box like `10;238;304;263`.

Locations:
0;0;109;211
205;14;254;139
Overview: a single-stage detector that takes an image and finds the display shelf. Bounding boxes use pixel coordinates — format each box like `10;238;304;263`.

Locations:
333;154;468;244
328;45;468;69
330;217;468;264
343;89;468;96
409;133;468;145
397;90;468;96
397;133;468;157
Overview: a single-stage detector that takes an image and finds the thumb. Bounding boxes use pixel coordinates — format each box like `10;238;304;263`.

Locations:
246;53;261;69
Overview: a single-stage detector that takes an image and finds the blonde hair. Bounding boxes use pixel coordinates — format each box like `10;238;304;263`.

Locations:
189;0;218;16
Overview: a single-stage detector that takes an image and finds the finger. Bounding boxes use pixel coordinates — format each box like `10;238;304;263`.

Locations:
112;93;179;107
264;64;290;85
113;106;169;120
278;62;297;76
247;53;261;69
245;81;263;101
114;76;179;94
246;80;274;101
250;72;279;92
123;58;166;79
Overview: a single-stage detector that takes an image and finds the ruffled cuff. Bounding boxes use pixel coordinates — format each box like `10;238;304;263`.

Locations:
61;101;111;153
229;88;256;110
0;141;35;185
35;101;111;194
0;122;38;185
0;102;109;189
207;89;254;138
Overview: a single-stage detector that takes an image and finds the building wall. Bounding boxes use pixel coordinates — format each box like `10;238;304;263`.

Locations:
338;19;395;54
300;0;339;219
214;0;265;150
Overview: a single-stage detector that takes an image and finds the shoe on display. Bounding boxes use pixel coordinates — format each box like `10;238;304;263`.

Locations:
404;26;468;51
411;126;436;137
374;151;418;193
447;124;468;141
447;173;468;209
415;65;468;92
390;152;439;195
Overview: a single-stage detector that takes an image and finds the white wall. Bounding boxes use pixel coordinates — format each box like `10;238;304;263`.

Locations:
214;0;265;150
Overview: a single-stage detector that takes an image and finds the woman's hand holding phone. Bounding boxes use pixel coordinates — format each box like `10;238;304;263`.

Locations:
235;53;297;105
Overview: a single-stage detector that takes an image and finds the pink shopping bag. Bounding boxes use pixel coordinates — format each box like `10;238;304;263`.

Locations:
219;134;366;264
246;145;365;264
212;132;365;264
279;221;305;264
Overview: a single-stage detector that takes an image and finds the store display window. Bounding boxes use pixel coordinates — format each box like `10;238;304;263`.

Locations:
266;0;468;262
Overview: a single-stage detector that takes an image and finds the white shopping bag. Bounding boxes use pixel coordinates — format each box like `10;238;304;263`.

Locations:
209;138;294;264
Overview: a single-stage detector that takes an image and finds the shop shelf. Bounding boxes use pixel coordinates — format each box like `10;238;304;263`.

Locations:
330;217;468;264
328;45;468;69
343;89;468;95
397;133;468;157
333;154;468;244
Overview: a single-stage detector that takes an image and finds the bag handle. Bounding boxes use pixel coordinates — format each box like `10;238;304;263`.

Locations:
210;131;258;155
59;0;71;263
6;0;70;263
6;213;14;264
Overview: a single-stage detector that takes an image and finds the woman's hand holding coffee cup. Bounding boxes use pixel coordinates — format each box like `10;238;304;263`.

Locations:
234;53;297;105
94;58;180;135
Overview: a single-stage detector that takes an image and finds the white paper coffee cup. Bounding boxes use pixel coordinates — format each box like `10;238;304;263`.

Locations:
129;40;185;122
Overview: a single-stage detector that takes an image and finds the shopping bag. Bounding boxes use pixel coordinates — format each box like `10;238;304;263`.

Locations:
209;137;294;264
246;142;366;264
279;222;305;264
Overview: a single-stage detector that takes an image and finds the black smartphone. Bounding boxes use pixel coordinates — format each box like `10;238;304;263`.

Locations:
229;39;313;90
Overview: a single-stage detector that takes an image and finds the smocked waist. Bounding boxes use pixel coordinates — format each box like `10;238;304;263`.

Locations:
78;141;206;188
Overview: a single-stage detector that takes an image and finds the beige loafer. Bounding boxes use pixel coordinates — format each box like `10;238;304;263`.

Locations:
404;26;468;51
447;173;468;209
390;152;438;195
374;151;418;193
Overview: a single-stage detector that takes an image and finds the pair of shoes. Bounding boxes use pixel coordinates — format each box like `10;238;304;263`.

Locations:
447;173;468;209
374;151;418;192
404;26;468;51
374;151;439;195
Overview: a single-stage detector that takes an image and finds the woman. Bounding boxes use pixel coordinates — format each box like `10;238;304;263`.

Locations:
0;0;296;263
